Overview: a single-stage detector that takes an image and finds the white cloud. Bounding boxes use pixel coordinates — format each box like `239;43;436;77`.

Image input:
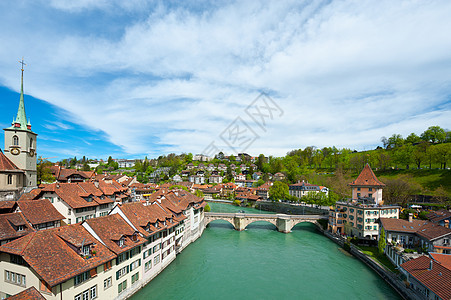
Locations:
0;0;450;158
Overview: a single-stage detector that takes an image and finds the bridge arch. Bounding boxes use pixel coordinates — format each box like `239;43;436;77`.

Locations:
205;217;235;229
242;219;278;230
290;220;318;231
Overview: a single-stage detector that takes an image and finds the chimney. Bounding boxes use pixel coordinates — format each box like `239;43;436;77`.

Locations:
408;213;413;223
428;260;433;271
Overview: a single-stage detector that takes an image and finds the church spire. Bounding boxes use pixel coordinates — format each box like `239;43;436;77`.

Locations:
12;58;31;131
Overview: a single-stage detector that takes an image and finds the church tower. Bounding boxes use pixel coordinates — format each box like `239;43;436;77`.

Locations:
3;59;37;188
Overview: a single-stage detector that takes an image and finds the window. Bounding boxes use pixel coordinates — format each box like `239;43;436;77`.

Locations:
131;273;139;285
130;259;141;271
74;271;91;286
74;285;97;300
119;238;124;247
154;255;160;265
5;271;26;287
368;193;372;198
30;138;33;148
104;277;112;290
116;266;129;279
118;280;127;294
13;135;19;146
82;245;90;256
357;187;360;191
103;261;112;271
40;279;52;293
153;244;161;252
143;248;152;259
7;174;13;185
68;208;71;215
369;188;372;191
145;260;152;272
357;193;361;198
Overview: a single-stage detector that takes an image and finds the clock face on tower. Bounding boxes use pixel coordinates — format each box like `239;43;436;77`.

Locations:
10;148;20;155
29;149;35;157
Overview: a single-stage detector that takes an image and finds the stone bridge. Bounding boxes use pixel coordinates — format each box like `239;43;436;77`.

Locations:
204;212;328;233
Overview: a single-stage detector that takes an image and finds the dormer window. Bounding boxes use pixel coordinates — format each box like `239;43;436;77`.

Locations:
155;222;159;228
118;237;124;247
82;245;90;256
17;225;24;231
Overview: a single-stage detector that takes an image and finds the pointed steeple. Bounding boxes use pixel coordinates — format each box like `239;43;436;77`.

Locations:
11;58;31;131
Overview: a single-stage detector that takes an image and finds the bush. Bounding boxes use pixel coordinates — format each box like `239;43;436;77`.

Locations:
204;203;211;212
233;200;241;206
343;242;351;252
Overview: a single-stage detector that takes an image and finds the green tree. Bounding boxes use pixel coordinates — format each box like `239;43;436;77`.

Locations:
405;133;421;145
204;203;211;212
421;126;446;143
82;162;90;171
268;181;289;201
388;134;404;148
433;143;451;169
195;190;204;198
256;154;266;171
378;227;386;255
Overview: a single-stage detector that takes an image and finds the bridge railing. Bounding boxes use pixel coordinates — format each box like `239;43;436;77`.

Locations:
204;212;327;219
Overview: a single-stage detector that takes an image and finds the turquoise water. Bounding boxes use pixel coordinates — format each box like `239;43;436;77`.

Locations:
132;203;399;300
207;201;275;214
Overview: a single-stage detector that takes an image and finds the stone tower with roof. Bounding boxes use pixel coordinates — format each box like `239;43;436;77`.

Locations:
3;62;37;188
348;163;385;205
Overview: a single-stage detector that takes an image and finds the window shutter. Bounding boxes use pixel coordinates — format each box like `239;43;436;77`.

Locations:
138;259;141;266
116;271;119;280
90;268;97;277
126;265;129;273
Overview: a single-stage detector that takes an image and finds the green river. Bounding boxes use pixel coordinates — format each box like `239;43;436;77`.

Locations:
132;202;400;299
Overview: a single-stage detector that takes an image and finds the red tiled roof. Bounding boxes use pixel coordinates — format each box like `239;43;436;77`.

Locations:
17;199;64;225
381;218;451;241
0;224;116;287
348;164;385;187
430;253;451;270
0;212;35;242
427;210;451;223
0;150;22;171
416;222;451;241
18;188;41;201
8;286;46;300
400;255;451;300
84;214;146;255
0;200;16;210
117;202;165;237
380;218;427;233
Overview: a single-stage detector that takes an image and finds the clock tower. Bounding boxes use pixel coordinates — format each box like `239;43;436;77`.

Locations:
3;59;37;188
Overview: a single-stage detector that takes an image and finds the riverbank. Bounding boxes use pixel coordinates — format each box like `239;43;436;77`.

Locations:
131;220;399;299
255;201;328;215
320;229;420;300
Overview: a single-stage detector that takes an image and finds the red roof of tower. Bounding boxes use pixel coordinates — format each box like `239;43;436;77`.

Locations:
348;163;385;187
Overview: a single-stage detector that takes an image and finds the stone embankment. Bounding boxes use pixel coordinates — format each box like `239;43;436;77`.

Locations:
320;229;420;300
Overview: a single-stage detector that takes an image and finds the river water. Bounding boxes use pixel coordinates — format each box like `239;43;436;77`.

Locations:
132;202;399;299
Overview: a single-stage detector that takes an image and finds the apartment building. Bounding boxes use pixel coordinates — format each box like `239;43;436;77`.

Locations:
328;164;399;239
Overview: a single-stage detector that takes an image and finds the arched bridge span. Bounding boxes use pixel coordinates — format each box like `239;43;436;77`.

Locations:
204;212;327;233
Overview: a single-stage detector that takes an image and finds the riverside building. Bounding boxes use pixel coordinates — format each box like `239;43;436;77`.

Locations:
0;189;206;299
328;164;400;239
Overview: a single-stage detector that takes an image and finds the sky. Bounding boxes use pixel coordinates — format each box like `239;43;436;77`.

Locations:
0;0;450;161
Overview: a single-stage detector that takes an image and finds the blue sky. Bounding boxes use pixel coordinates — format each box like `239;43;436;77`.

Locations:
1;0;450;161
